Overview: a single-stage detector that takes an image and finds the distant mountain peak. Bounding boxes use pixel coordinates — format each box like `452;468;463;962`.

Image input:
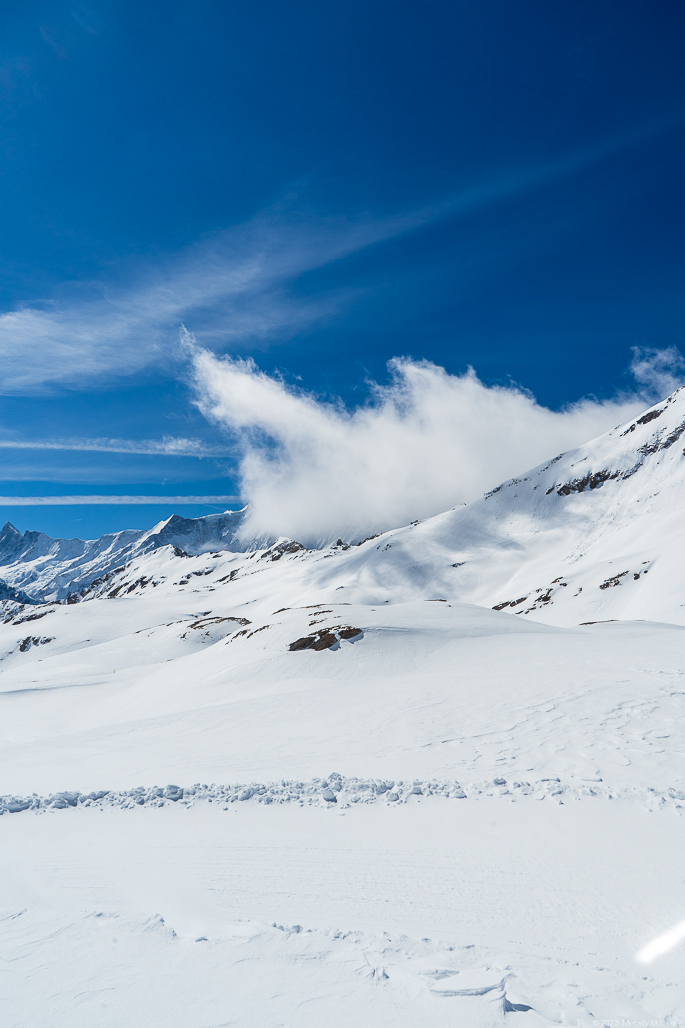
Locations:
0;506;258;603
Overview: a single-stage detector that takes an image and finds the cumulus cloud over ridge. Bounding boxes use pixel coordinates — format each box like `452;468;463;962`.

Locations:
190;343;674;544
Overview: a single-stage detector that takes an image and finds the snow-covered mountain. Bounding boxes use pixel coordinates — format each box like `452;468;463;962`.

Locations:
325;383;685;626
0;508;254;602
3;390;685;1028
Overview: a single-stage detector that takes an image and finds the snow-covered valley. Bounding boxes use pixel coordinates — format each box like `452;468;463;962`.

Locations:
3;391;685;1026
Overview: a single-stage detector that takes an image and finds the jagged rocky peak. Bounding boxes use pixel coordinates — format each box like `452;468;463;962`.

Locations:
144;509;251;553
0;521;46;563
0;506;260;603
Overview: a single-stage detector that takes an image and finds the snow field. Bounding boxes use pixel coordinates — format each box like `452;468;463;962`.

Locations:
2;800;684;1027
1;598;684;795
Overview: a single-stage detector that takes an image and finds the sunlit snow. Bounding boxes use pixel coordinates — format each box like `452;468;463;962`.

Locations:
2;391;685;1026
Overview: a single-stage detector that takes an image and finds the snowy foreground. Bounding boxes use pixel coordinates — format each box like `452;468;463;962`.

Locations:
3;392;685;1025
4;798;684;1028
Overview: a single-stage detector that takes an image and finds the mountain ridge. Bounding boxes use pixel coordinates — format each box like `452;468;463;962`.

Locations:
0;508;254;602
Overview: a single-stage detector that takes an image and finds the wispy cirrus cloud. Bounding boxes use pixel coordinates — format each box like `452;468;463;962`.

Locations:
0;204;424;395
0;494;241;505
0;435;225;456
0;116;673;396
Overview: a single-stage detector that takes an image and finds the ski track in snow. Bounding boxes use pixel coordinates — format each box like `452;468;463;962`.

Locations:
4;392;685;1025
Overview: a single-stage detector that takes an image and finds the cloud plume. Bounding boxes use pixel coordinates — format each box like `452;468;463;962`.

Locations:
190;345;682;545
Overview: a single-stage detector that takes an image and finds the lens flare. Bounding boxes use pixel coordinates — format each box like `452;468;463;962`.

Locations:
636;917;685;964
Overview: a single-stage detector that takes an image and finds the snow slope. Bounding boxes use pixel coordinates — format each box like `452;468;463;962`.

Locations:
297;384;685;626
2;391;685;1026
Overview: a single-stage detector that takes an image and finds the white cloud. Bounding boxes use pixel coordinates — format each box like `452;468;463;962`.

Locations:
190;344;683;545
629;345;685;402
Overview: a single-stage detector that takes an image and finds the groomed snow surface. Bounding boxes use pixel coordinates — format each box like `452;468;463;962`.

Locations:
4;392;685;1026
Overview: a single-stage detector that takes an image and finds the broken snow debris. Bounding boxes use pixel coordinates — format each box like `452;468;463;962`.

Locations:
4;774;683;815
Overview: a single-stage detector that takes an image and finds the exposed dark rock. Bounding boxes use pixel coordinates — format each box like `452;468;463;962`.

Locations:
639;418;685;456
636;408;664;426
13;609;54;625
246;625;270;638
189;615;250;630
556;469;617;495
289;635;317;651
261;540;305;561
290;625;362;651
18;635;54;652
599;571;630;590
311;632;337;650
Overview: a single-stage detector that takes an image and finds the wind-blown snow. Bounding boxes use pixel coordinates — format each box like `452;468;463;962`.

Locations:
188;343;683;544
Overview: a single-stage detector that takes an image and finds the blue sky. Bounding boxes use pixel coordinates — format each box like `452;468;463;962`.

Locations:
1;0;685;539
